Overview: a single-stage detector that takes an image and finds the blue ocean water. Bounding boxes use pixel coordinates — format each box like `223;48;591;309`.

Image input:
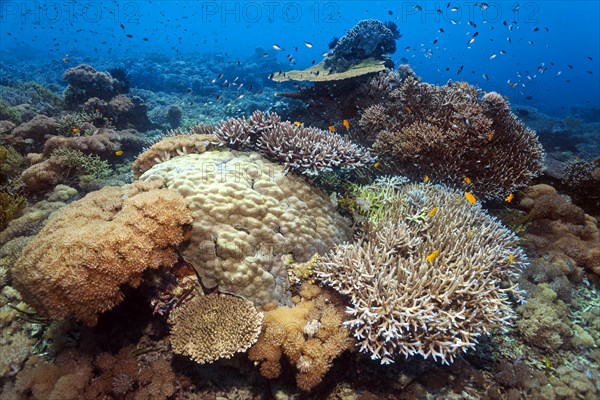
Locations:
1;0;598;116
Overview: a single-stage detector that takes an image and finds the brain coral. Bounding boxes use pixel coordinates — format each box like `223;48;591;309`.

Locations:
315;183;526;365
168;293;263;364
138;150;352;305
12;181;192;326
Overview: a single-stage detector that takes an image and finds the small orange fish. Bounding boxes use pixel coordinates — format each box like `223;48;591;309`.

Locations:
293;121;302;126
459;83;468;89
503;95;509;99
487;131;493;141
464;177;472;184
465;192;477;204
328;125;336;132
508;254;514;265
343;119;350;129
373;161;381;169
505;193;514;203
71;127;80;133
424;175;430;184
427;207;437;217
405;106;412;113
115;150;124;156
426;250;439;262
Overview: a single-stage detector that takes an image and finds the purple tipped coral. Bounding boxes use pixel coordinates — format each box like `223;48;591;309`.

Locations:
216;111;374;176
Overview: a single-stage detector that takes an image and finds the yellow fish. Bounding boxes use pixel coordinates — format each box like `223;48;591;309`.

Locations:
426;250;439;262
328;125;336;132
373;161;381;169
465;192;477;204
115;150;124;156
505;193;514;203
464;177;472;184
427;207;437;217
508;254;514;265
467;230;474;238
71;127;80;133
293;121;302;126
343;119;350;129
405;106;412;113
424;175;430;184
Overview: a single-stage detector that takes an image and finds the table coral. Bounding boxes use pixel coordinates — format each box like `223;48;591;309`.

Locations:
138;150;352;305
168;293;263;364
316;183;526;365
12;180;193;326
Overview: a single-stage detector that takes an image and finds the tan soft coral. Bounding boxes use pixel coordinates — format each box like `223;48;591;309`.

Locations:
520;184;600;277
12;180;192;326
248;284;352;391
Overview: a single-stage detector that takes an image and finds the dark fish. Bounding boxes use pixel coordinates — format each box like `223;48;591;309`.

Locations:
473;32;479;37
457;65;464;75
587;56;593;60
388;10;393;15
438;28;445;33
126;34;133;38
120;24;125;29
143;38;148;41
568;64;573;69
433;38;438;45
312;59;316;64
215;94;221;100
533;27;539;31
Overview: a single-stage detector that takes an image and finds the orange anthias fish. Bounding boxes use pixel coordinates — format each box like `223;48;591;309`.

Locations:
427;207;438;217
424;175;430;184
115;150;124;156
328;125;336;132
505;193;514;203
293;121;302;126
343;119;350;129
426;250;439;262
464;177;472;184
71;127;80;133
508;254;514;265
373;161;381;169
405;106;412;113
465;192;477;204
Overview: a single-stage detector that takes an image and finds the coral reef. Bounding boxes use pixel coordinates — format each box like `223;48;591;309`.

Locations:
83;95;153;131
6;346;175;399
0;99;22;123
138;150;352;305
248;284;352;391
562;156;600;213
216;111;374;176
366;74;545;200
0;192;26;231
63;64;127;108
132;130;219;178
519;183;600;277
168;293;263;364
324;20;399;72
316;183;526;365
270;58;387;83
12;180;193;326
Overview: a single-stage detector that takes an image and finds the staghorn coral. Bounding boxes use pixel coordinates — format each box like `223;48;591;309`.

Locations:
138;150;352;305
132;131;220;178
324;20;399;72
361;72;544;200
519;184;600;277
11;180;193;326
248;284;353;391
168;293;263;364
50;148;112;179
315;183;526;365
216;111;374;176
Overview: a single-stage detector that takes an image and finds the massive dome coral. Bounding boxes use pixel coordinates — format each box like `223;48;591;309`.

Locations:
138;150;352;305
12;181;192;326
315;183;526;365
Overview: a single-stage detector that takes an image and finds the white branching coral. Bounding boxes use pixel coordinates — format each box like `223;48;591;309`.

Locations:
315;183;526;365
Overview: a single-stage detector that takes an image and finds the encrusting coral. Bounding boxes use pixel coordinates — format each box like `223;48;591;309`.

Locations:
138;150;352;305
168;293;263;364
519;184;600;277
132;130;220;178
11;180;193;326
248;284;353;391
216;111;374;176
315;183;526;365
359;71;544;200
